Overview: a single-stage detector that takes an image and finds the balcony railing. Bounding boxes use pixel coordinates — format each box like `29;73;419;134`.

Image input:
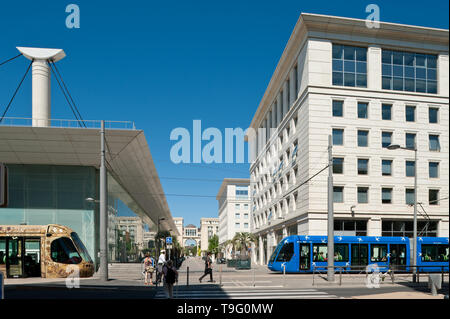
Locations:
0;117;136;130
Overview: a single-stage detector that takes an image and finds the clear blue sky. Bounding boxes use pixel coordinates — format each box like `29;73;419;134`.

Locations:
1;0;448;227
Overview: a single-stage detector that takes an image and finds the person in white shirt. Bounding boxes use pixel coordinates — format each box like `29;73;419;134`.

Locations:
156;250;166;283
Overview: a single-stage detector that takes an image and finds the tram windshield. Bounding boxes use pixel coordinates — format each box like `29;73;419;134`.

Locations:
51;237;82;264
71;232;93;263
269;241;283;263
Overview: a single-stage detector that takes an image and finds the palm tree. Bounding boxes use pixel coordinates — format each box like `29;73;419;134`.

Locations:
232;232;257;260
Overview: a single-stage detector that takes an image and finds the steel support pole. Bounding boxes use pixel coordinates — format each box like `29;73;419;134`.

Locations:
413;147;417;282
99;120;108;281
327;135;335;282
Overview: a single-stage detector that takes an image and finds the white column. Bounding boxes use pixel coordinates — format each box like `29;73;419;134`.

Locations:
31;60;51;127
367;46;382;90
271;105;276;131
438;54;449;96
367;217;381;236
282;225;288;238
259;235;264;265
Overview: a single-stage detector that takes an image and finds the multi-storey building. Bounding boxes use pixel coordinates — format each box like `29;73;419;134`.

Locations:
115;216;145;250
200;217;219;252
247;13;449;265
216;178;251;258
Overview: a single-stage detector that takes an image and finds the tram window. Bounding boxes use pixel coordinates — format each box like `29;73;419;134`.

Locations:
276;243;294;262
334;244;349;262
0;238;5;264
269;242;283;263
422;244;449;262
50;237;82;264
371;244;388;262
71;233;93;262
313;244;328;262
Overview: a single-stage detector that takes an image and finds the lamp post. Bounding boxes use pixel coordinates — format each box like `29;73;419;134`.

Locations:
387;143;418;282
156;217;166;260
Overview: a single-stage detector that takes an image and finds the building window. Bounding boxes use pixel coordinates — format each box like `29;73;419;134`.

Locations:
429;135;440;151
429;189;439;205
382;50;437;94
333;186;344;203
235;213;240;219
334;219;367;236
405;105;416;122
405;189;415;205
332;44;367;87
244;223;249;229
382;104;392;120
332;100;344;117
382;132;392;148
405;133;416;149
358;102;369;119
244;213;249;219
244;204;248;209
382;188;392;204
429;107;439;123
332;129;344;145
405;161;415;177
382;160;392;176
382;220;437;237
235;204;240;209
358;130;369;147
358;159;369;175
429;162;439;178
333;157;344;174
357;187;369;204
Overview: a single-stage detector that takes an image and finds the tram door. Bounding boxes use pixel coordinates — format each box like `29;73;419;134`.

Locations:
299;244;311;270
389;244;407;267
6;237;23;278
351;244;368;267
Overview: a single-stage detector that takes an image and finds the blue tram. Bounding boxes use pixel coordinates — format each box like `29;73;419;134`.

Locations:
267;235;449;273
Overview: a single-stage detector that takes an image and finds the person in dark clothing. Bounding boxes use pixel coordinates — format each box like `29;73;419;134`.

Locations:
199;252;214;282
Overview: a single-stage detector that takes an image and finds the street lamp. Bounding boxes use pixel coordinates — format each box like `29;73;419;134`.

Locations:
387;143;418;282
156;217;166;260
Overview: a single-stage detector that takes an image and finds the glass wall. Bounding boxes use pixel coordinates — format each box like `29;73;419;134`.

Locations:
0;164;99;266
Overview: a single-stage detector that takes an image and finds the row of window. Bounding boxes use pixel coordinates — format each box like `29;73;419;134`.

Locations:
333;101;440;123
235;213;249;219
332;128;441;151
235;222;249;229
332;44;438;94
333;186;441;205
333;157;441;178
235;203;249;209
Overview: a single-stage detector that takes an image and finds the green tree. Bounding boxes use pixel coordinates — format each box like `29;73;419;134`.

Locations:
232;232;257;260
208;234;219;256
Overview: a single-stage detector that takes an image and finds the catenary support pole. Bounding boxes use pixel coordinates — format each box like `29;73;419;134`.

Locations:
99;120;108;281
327;135;335;282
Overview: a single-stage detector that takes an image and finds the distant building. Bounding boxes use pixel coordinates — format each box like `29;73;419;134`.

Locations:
115;216;145;251
200;217;219;252
216;178;251;255
143;231;156;249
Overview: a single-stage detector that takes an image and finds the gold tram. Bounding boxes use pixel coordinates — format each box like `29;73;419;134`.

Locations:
0;224;94;278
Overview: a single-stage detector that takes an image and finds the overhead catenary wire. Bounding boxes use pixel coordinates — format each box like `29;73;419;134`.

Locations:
0;60;33;123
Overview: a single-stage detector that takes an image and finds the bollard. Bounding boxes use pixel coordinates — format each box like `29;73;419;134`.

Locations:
219;264;222;287
283;264;286;287
253;268;255;287
187;266;189;287
339;267;342;286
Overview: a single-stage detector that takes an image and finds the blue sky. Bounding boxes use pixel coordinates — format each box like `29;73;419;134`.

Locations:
0;0;448;227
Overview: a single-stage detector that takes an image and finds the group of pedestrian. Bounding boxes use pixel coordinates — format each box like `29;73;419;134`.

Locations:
143;250;179;299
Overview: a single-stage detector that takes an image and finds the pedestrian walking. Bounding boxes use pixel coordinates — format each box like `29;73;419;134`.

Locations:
162;260;178;299
156;250;166;284
199;252;214;283
143;253;155;286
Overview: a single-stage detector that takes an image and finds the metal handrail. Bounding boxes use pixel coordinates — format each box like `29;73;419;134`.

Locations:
0;117;136;130
312;264;449;286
